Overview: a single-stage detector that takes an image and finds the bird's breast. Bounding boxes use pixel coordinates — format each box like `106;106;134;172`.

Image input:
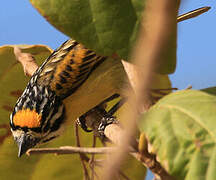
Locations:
62;57;126;122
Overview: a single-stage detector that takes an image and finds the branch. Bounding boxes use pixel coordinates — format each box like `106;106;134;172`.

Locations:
177;6;210;22
27;146;123;155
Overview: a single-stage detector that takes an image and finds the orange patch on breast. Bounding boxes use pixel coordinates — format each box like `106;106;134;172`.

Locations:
13;109;41;128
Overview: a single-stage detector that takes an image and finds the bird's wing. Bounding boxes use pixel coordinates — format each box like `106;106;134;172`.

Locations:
34;39;106;99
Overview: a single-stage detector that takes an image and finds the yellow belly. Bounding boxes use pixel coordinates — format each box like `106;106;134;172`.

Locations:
63;57;126;122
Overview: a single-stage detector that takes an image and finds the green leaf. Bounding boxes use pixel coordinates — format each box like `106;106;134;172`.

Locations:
139;90;216;180
30;0;139;57
30;0;177;74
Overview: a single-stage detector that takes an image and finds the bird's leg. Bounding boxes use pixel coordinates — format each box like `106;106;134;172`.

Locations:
77;94;120;133
97;98;126;135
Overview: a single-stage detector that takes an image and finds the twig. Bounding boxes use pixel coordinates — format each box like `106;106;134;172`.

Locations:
177;6;211;22
90;135;97;180
13;46;39;76
27;146;122;155
75;121;90;161
75;122;90;180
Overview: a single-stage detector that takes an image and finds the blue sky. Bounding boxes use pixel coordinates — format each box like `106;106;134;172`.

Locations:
173;1;216;90
0;1;215;179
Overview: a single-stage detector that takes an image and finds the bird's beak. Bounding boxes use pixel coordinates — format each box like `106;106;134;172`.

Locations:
17;134;38;157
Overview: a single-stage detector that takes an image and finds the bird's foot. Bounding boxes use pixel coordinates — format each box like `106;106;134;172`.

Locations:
97;114;118;137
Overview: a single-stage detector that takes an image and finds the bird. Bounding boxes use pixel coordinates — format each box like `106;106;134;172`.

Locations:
9;39;126;157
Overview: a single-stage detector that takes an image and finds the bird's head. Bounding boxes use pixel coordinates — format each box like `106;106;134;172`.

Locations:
10;84;66;157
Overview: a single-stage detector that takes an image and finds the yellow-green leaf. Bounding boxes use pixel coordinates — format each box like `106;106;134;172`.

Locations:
140;90;216;180
30;0;177;74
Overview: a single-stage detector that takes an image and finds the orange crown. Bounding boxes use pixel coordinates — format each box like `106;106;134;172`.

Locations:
13;109;42;128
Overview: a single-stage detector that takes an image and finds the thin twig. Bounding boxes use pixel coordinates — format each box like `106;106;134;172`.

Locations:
75;122;90;163
27;146;122;155
90;135;97;180
75;122;90;180
177;6;210;22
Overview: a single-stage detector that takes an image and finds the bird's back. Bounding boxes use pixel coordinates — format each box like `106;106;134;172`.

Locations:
32;39;106;99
